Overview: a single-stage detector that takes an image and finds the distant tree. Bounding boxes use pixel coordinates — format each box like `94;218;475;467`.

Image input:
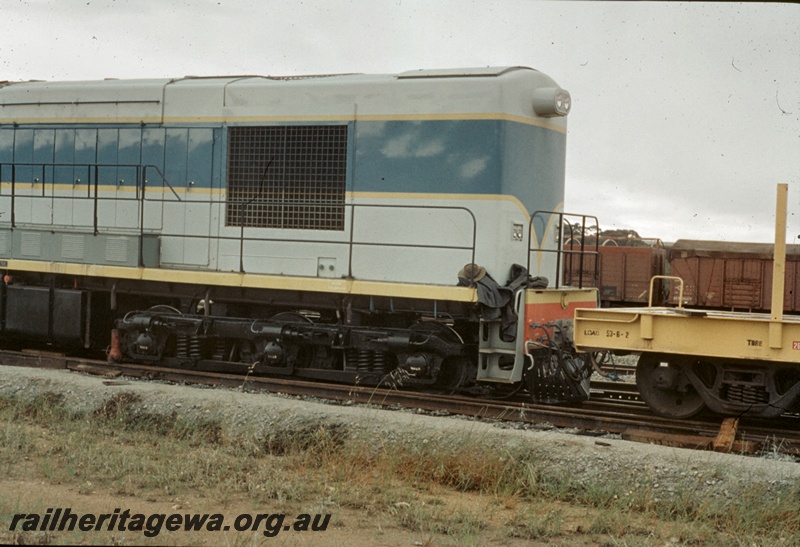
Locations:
599;228;647;247
563;222;600;245
562;224;654;248
601;228;641;239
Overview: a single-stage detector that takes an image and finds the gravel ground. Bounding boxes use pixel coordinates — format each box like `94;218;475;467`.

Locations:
1;364;798;503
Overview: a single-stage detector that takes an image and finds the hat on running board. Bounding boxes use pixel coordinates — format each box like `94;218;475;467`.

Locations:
457;263;487;282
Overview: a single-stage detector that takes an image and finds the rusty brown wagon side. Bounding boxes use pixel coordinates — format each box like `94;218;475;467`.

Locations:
563;238;666;306
668;239;800;312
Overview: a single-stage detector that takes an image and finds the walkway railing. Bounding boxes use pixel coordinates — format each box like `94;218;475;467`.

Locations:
0;162;478;277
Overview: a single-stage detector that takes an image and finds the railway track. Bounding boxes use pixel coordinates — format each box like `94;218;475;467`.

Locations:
1;349;798;459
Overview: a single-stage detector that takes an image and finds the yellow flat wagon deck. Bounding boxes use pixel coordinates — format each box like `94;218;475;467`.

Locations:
572;184;800;419
574;306;800;363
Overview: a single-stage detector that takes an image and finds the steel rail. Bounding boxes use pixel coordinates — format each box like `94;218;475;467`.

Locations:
0;349;797;457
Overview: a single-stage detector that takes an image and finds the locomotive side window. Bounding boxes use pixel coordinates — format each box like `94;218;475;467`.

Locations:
226;125;348;231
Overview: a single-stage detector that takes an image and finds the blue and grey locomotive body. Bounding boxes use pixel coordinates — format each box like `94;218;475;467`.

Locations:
0;67;596;402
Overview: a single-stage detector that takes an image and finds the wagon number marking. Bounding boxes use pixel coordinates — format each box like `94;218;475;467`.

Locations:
793;341;800;350
605;330;630;339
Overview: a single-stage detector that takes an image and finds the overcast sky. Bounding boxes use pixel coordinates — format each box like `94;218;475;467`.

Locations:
2;1;798;244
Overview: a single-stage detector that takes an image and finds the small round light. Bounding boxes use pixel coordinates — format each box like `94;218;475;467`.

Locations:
532;87;571;117
554;90;571;115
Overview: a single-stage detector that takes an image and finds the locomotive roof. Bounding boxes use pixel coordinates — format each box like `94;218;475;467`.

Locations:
670;239;800;261
0;67;568;129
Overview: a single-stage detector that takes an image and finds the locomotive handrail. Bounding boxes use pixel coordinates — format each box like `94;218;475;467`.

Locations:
0;161;478;279
226;200;477;277
141;164;182;201
0;161;176;235
138;164;182;267
236;160;274;273
528;210;599;289
148;200;477;277
343;203;477;279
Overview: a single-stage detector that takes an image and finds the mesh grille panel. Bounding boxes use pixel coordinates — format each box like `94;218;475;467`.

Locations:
226;125;347;230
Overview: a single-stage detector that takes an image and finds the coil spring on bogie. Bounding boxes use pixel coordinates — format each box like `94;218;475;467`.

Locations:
176;334;203;360
373;351;386;372
724;384;769;405
211;339;227;361
345;349;388;373
175;335;189;358
188;336;203;359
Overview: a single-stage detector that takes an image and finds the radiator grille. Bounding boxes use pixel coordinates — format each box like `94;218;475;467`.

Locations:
226;125;347;230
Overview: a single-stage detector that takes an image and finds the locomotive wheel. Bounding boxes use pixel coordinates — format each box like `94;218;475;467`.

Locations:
409;320;464;344
436;357;475;390
636;353;706;419
409;321;467;388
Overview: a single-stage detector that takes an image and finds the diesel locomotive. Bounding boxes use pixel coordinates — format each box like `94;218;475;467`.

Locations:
0;67;598;404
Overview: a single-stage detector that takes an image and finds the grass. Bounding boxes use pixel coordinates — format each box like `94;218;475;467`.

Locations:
0;388;798;545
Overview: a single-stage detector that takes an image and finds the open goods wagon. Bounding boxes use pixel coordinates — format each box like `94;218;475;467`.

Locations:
668;239;800;313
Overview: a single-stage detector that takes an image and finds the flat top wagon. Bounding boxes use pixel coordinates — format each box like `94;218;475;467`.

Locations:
574;184;800;418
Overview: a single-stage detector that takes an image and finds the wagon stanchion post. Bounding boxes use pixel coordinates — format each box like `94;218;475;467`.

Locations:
578;214;587;289
769;183;788;349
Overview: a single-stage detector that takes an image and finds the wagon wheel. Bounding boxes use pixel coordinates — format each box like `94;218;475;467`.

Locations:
636;353;706;419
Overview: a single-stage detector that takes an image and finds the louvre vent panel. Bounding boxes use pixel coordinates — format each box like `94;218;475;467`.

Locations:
226;125;347;231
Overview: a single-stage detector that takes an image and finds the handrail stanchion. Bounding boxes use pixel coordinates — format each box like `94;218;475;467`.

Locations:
648;275;684;308
138;165;145;267
347;202;356;278
93;164;99;235
10;164;16;228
